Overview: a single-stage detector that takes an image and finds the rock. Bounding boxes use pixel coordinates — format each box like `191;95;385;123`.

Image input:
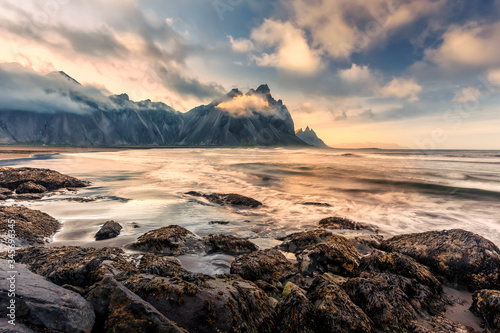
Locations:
186;191;263;208
411;316;477;333
0;319;36;332
302;202;331;207
134;253;203;281
14;193;44;200
276;229;334;254
0;206;61;247
128;225;206;255
0;259;95;333
0;187;13;195
208;220;230;225
124;274;277;333
380;229;500;290
6;246;137;287
15;181;47;194
86;275;184;333
0;167;88;191
230;249;297;285
360;250;442;294
319;216;379;233
471;289;500;331
275;287;315;333
297;234;361;277
306;274;375;333
203;234;258;255
344;273;446;331
95;220;123;240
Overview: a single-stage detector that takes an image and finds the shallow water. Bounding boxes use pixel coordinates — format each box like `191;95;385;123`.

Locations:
2;147;500;271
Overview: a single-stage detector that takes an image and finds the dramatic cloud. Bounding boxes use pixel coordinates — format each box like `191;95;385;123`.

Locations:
216;94;271;116
381;78;422;102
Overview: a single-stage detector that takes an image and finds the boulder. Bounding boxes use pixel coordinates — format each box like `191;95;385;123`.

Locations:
0;259;95;333
15;181;47;194
344;273;446;331
380;229;500;290
319;216;379;233
275;287;314;333
124;274;277;333
86;275;184;333
297;234;361;277
95;220;123;240
276;229;334;254
411;316;477;333
0;167;88;191
128;225;206;255
6;246;137;287
186;191;262;208
0;206;61;247
471;289;500;331
360;250;442;294
230;248;297;285
203;234;258;254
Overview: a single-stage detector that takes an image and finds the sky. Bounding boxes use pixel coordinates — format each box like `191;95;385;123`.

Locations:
1;0;500;148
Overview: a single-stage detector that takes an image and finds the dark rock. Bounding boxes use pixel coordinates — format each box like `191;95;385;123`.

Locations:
360;250;442;294
277;229;334;254
230;249;297;285
5;246;137;287
319;216;379;233
128;225;205;255
380;229;500;290
297;234;361;277
0;187;13;195
203;234;258;255
0;206;61;246
0;259;95;333
302;273;375;333
86;275;184;333
411;316;477;333
254;279;281;298
344;273;446;331
275;287;314;333
95;220;123;240
302;202;331;207
15;181;47;194
0;167;88;191
208;220;230;225
134;253;204;281
14;193;44;200
0;319;36;332
471;289;500;331
186;191;263;208
124;274;277;333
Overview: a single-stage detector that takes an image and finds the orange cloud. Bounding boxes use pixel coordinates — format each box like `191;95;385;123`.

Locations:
216;94;270;116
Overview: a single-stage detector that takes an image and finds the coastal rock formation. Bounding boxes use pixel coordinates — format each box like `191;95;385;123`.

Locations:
380;229;500;290
86;275;184;333
276;229;334;254
344;273;446;331
95;220;122;240
186;191;263;208
319;216;379;234
0;259;95;333
360;250;442;294
295;126;329;148
411;316;477;333
230;249;297;285
0;206;61;247
275;274;374;333
128;225;206;255
202;234;259;254
124;275;277;333
0;167;88;193
297;234;361;277
471;289;500;331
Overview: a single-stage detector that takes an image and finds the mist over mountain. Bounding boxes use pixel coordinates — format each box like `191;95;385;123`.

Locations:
0;65;321;146
295;126;329;148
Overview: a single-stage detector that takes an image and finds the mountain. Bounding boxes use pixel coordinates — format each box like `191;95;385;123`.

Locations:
0;67;307;147
295;127;329;148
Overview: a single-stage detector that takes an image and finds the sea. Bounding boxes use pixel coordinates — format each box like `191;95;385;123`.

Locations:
2;147;500;274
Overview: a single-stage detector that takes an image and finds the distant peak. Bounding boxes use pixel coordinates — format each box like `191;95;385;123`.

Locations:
227;88;243;98
305;126;311;132
256;84;270;94
47;71;81;85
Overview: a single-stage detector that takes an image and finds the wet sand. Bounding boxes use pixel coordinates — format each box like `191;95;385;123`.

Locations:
0;146;122;160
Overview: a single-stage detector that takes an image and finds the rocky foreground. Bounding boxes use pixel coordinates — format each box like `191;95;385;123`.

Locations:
0;169;500;332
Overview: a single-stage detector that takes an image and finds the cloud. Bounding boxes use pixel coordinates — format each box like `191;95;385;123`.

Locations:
381;78;422;101
453;87;480;103
216;94;272;116
423;21;500;72
232;19;322;74
487;69;500;86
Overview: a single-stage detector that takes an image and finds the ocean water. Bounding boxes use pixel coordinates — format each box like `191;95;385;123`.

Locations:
2;148;500;273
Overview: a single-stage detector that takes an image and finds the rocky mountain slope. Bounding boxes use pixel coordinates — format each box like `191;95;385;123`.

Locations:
295;126;329;148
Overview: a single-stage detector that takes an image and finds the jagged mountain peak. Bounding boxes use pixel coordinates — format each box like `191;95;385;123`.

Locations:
256;84;270;94
46;71;81;85
295;126;328;148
